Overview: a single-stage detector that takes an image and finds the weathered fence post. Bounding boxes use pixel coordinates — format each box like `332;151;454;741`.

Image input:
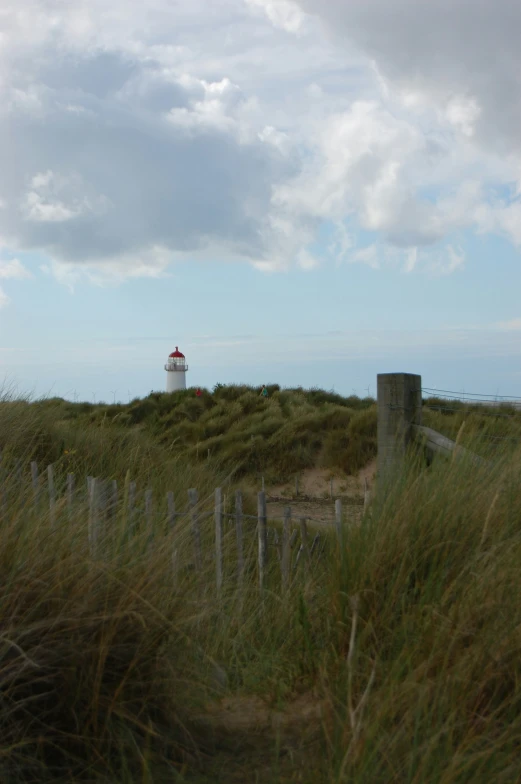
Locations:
257;490;268;591
295;518;310;569
235;490;244;584
144;488;153;549
67;473;75;518
110;480;118;518
0;451;5;520
377;373;422;480
15;459;22;486
335;499;343;544
215;487;223;592
166;492;178;585
128;480;136;537
31;462;39;507
47;464;56;528
167;491;176;531
363;477;370;513
88;477;99;557
282;506;291;588
330;478;333;499
300;518;309;561
295;475;299;497
188;489;202;572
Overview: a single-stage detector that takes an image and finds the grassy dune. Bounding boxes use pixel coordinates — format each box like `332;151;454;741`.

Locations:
30;385;377;482
1;388;521;781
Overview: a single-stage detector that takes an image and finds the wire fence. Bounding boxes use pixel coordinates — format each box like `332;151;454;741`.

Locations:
419;382;521;447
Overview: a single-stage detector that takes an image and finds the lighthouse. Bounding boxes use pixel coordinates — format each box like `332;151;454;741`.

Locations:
165;346;188;393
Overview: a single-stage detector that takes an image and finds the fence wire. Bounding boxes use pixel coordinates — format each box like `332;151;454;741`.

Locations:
422;385;521;402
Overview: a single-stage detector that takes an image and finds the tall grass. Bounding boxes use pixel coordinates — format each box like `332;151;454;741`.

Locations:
25;386;378;482
2;388;521;780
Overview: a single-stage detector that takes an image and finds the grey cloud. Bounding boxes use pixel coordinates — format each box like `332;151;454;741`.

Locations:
296;0;521;155
40;52;139;99
0;51;294;270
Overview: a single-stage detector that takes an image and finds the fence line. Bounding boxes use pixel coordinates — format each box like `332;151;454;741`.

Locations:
0;455;355;597
422;386;521;402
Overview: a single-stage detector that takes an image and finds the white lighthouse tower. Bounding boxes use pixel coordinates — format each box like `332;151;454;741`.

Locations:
165;346;188;392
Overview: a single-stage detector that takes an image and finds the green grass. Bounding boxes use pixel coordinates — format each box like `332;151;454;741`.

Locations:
2;387;521;780
25;384;377;483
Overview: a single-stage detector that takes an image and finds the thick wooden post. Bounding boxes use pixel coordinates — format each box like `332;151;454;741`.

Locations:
377;373;422;480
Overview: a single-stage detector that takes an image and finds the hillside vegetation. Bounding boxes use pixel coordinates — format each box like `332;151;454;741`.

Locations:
2;386;521;781
25;385;378;483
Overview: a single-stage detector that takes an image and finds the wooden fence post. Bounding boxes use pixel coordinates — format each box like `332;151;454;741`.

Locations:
0;451;5;520
67;473;75;518
89;477;99;557
257;490;268;591
145;488;153;538
110;480;118;518
15;459;22;486
295;518;310;569
188;489;202;572
282;507;291;588
300;518;309;561
167;491;176;531
128;481;136;537
215;487;223;592
166;492;178;585
377;373;422;480
31;462;39;507
47;464;56;528
235;490;244;584
363;477;370;513
295;475;299;497
335;499;343;544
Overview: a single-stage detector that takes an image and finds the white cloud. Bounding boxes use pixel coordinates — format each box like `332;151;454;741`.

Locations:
445;96;481;139
296;249;319;270
0;0;519;283
271;101;475;248
0;258;31;279
352;245;380;269
0;287;9;308
245;0;307;33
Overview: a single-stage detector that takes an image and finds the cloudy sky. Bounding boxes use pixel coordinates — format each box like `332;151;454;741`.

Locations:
1;0;521;401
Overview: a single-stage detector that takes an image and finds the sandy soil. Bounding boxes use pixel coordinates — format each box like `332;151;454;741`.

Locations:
263;460;376;528
269;460;376;499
